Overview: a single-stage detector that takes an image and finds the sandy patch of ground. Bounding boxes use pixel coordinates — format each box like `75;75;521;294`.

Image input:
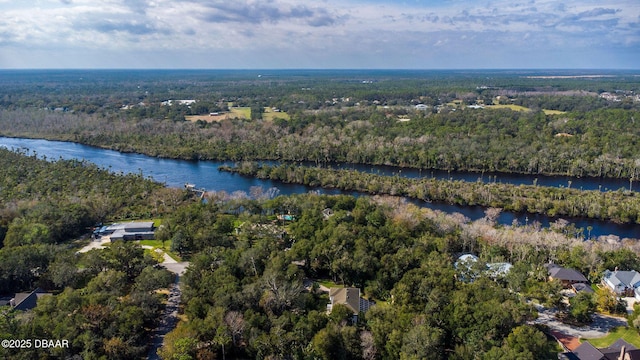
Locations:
77;236;111;253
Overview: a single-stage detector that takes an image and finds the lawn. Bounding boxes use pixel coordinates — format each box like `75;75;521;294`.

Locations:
318;279;342;289
139;239;165;247
584;327;640;348
139;239;182;262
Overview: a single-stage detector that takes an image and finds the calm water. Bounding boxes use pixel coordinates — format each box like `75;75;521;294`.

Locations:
1;136;638;239
326;164;633;192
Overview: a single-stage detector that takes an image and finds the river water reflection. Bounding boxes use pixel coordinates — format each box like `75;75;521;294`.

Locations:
1;136;638;239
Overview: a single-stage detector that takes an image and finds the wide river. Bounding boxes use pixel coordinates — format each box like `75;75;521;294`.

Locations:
1;136;638;239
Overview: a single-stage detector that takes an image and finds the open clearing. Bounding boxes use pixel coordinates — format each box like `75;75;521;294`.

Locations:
231;107;251;119
186;107;289;122
486;104;531;112
185;107;251;123
543;109;567;115
185;114;227;122
263;107;290;120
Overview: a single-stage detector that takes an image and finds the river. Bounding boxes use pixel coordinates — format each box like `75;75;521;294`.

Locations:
1;136;638;239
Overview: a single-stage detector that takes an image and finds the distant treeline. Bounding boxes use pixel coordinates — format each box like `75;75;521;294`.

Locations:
1;69;637;114
221;162;640;224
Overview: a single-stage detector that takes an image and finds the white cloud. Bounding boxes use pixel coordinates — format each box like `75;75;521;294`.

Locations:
0;0;638;68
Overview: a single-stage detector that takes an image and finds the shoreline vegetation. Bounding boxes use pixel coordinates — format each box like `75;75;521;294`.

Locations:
220;162;640;225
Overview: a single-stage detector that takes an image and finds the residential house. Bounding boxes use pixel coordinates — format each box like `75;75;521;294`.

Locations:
327;287;374;322
161;99;196;106
9;288;51;311
602;270;640;300
560;338;640;360
546;264;588;288
96;221;155;241
571;283;595;294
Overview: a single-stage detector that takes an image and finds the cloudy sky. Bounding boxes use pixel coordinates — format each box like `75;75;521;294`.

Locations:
0;0;639;69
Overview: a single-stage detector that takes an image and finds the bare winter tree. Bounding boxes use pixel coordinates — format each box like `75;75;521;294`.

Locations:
224;311;245;348
484;207;502;225
360;330;377;360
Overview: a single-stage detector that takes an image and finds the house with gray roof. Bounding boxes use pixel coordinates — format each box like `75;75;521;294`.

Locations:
9;288;51;311
602;270;640;300
96;221;155;241
561;338;640;360
327;287;374;323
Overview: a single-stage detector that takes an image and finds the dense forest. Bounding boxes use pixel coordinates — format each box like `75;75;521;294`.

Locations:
153;192;640;359
0;149;190;359
2;70;640;359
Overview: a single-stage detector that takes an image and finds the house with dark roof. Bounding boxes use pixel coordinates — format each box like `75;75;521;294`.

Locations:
560;338;640;360
327;287;374;322
9;288;51;311
572;283;595;294
546;264;588;288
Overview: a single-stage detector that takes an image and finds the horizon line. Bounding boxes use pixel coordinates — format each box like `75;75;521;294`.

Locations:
1;68;640;72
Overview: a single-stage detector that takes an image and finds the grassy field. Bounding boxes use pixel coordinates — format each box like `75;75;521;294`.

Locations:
230;107;251;119
185;107;252;123
485;104;531;112
543;109;567;115
262;107;290;120
584;327;640;348
187;107;288;122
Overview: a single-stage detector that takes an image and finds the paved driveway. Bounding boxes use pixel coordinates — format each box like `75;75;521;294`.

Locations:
148;275;182;360
77;236;111;253
532;304;628;339
162;261;189;275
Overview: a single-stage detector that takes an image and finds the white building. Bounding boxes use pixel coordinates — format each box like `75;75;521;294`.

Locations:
602;270;640;300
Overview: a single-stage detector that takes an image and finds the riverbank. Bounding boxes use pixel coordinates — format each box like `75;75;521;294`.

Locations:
2;136;639;239
0;132;637;187
221;162;640;226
